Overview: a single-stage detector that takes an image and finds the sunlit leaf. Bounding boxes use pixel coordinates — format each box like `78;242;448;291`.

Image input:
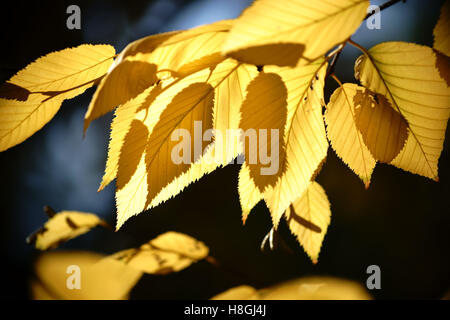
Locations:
325;83;376;186
84;60;158;132
0;44;115;151
433;0;450;57
285;182;331;263
264;59;329;226
115;60;257;229
355;42;450;180
106;232;209;274
239;72;288;192
353;87;408;163
222;0;369;66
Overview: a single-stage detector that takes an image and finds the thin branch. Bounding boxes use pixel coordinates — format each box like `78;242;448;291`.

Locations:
365;0;406;20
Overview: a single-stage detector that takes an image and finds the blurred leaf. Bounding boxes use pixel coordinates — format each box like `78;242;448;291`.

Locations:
106;232;209;274
211;285;260;300
27;210;107;250
32;251;142;300
212;276;372;300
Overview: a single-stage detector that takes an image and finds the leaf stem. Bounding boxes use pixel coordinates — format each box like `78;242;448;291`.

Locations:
347;39;370;56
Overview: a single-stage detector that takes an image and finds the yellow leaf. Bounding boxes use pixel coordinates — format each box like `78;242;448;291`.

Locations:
84;21;232;132
433;0;450;57
325;83;376;186
354;42;450;180
238;163;264;224
0;44;115;151
353;88;408;163
239;72;288;192
211;285;260;300
222;0;369;66
145;20;232;75
106;232;209;274
32;251;142;300
84;60;158;132
211;276;372;300
264;59;329;226
98;83;163;191
260;276;372;300
285;181;331;263
27;210;107;250
115;60;257;229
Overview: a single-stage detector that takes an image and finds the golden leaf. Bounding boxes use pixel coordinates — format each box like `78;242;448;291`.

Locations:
0;44;115;151
355;42;450;180
285;181;331;263
115;60;257;229
433;0;450;57
84;60;158;132
239;72;288;192
222;0;369;66
264;59;329;226
325;83;376;186
353;88;408;163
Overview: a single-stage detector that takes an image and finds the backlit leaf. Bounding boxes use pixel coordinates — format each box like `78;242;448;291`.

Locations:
285;182;331;263
433;0;450;57
222;0;369;66
264;59;329;226
325;83;376;186
115;60;257;229
353;87;408;163
355;42;450;180
0;44;115;151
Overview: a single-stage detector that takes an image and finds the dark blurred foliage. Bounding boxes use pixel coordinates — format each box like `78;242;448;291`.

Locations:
0;0;448;300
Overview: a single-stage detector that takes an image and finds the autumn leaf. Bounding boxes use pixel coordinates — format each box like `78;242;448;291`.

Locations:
211;285;260;300
211;276;372;300
0;44;115;151
222;0;369;66
285;182;331;264
32;251;142;300
433;0;450;57
26;209;108;250
354;42;450;180
325;83;376;186
353;88;408;163
98;83;164;191
264;59;329;227
115;60;257;229
239;72;288;192
84;60;158;132
106;232;209;274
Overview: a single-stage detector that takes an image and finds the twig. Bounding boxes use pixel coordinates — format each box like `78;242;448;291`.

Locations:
365;0;406;20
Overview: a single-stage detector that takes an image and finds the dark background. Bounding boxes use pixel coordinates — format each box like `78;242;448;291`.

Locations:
0;0;448;299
